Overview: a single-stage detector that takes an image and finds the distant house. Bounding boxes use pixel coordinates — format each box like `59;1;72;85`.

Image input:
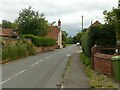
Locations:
45;20;63;49
84;20;102;32
91;20;102;27
89;21;102;29
0;27;19;44
0;28;18;38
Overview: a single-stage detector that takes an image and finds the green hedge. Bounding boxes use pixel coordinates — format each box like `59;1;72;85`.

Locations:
81;24;117;57
23;34;56;46
81;32;92;57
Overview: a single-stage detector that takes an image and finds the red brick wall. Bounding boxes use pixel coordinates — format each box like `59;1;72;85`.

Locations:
35;46;55;53
45;26;60;41
94;53;113;76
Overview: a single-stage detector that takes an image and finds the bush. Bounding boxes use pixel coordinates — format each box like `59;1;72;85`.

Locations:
81;32;92;57
62;41;66;48
23;34;56;46
2;42;36;61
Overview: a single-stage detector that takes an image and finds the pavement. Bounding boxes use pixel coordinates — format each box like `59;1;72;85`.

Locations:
61;46;90;88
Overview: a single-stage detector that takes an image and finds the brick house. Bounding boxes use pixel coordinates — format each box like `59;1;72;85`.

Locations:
0;27;19;44
0;28;18;38
45;20;63;49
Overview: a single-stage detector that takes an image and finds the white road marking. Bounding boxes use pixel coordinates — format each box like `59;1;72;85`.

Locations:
0;69;26;85
66;54;70;57
45;56;51;59
31;60;43;67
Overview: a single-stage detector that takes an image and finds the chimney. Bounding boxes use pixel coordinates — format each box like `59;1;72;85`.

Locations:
58;19;61;28
91;20;93;26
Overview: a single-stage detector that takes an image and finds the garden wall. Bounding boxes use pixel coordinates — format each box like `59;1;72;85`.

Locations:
94;53;113;76
91;45;120;76
35;45;55;53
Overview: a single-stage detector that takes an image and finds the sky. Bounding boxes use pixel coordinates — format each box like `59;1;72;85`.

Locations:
0;0;118;36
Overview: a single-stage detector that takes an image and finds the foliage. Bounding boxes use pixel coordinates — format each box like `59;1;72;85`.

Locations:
80;52;91;68
73;32;82;44
103;8;120;39
23;34;56;46
66;37;74;44
2;20;13;28
15;6;48;36
62;31;68;43
62;41;66;48
62;31;68;47
2;42;36;61
81;24;116;57
81;31;91;57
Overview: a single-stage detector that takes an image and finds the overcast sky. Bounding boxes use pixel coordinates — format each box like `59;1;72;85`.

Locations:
0;0;118;36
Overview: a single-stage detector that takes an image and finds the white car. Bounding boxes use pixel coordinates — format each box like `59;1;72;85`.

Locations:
76;42;80;46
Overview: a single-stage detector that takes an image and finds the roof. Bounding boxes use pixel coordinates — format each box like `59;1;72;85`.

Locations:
91;20;102;27
0;28;18;37
45;26;60;40
86;20;102;31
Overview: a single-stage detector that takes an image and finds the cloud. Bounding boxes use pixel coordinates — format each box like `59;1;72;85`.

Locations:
0;0;118;36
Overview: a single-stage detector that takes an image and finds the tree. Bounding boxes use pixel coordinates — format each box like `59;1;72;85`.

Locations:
73;32;81;44
2;20;12;28
103;8;120;39
66;37;74;44
15;6;48;36
62;31;68;42
62;31;68;47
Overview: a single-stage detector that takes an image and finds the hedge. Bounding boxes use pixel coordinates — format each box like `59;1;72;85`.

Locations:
81;24;117;57
23;34;56;46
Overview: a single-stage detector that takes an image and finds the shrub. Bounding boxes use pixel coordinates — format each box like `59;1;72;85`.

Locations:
23;34;56;46
62;41;66;48
2;42;36;61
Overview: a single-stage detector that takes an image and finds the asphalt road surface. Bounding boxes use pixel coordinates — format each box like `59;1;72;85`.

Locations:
1;45;80;88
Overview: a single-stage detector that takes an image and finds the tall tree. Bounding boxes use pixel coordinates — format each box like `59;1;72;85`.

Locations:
15;6;48;36
103;8;120;39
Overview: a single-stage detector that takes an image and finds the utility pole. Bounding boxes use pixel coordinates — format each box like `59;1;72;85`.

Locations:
82;15;83;31
118;0;120;9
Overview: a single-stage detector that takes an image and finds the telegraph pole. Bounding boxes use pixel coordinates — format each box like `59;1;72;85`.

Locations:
118;0;120;9
82;15;83;31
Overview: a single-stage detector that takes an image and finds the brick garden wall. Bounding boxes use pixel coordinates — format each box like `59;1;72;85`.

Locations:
91;45;120;76
94;53;113;76
35;46;55;53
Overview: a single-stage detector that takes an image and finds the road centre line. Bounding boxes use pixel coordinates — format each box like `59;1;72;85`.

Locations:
31;60;43;67
0;69;26;85
45;55;51;59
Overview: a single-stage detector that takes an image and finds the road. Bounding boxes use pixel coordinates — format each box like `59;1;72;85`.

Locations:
1;45;80;88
